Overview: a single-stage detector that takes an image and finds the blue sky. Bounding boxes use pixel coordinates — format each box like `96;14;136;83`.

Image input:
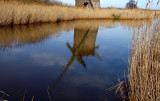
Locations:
54;0;160;9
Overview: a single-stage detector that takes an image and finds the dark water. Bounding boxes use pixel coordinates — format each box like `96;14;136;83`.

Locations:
0;20;151;101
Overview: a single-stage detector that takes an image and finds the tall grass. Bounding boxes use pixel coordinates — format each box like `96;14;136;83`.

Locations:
112;17;160;101
127;18;160;101
112;18;159;101
0;0;160;26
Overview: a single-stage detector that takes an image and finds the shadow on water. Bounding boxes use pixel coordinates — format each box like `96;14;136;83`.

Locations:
0;19;154;101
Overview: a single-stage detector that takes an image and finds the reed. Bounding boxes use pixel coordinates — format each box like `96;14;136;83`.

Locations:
127;18;160;101
112;17;160;101
0;0;160;26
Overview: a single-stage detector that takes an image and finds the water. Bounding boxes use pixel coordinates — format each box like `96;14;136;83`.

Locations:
0;20;151;101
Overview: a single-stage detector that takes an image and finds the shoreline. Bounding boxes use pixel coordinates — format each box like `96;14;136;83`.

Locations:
0;1;160;26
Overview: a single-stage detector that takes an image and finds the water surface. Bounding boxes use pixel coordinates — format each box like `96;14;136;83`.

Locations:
0;20;151;101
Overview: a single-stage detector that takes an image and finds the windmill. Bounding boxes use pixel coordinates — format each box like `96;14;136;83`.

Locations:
75;0;100;8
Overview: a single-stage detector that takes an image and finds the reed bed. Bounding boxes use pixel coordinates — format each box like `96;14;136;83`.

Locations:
115;18;160;101
114;19;160;101
127;19;160;101
0;0;160;26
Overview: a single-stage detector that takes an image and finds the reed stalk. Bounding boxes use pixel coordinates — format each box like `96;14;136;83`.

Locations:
128;18;160;101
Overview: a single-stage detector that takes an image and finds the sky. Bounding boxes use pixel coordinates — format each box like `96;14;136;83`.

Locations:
52;0;160;9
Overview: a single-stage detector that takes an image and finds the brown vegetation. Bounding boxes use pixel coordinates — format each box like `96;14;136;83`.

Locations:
111;17;160;101
115;18;160;101
0;0;160;26
127;19;160;101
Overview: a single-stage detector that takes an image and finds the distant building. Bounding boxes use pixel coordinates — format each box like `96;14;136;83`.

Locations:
75;0;100;8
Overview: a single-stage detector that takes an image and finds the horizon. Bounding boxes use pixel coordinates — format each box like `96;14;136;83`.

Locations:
53;0;160;10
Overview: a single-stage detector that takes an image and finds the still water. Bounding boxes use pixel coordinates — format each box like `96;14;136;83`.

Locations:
0;20;151;101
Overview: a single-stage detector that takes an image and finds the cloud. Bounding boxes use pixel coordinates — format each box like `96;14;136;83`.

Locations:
66;69;114;89
32;53;67;67
11;48;24;54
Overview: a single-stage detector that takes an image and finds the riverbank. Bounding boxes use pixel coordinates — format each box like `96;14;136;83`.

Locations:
0;0;160;26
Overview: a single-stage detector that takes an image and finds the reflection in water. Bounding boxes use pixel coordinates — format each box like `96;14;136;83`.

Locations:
0;23;73;51
53;26;100;88
0;25;48;50
0;19;153;50
74;27;99;57
0;19;152;51
67;28;95;68
0;19;154;101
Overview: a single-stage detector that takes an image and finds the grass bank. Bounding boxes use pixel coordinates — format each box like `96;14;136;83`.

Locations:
0;0;160;26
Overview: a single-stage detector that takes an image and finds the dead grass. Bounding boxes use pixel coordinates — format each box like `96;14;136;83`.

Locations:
112;17;160;101
127;18;160;101
0;0;160;26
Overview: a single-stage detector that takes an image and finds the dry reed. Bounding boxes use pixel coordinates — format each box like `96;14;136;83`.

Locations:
127;18;160;101
0;0;160;26
112;17;160;101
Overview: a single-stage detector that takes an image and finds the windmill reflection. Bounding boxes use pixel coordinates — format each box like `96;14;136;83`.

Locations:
53;26;100;88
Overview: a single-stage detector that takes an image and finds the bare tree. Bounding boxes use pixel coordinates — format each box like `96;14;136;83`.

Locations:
126;0;137;8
